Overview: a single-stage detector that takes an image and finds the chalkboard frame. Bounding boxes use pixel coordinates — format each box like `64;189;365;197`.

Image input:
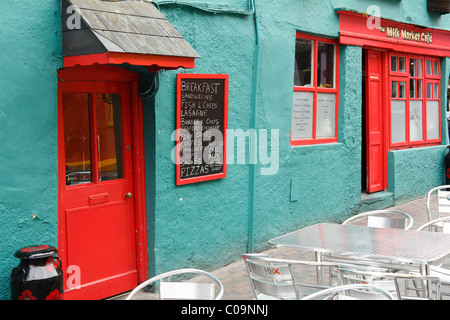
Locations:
175;73;228;185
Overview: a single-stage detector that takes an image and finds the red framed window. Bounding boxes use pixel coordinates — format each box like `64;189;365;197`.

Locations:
291;32;339;146
389;52;441;148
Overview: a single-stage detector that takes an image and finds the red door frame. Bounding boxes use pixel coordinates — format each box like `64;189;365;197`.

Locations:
57;65;148;297
365;49;388;193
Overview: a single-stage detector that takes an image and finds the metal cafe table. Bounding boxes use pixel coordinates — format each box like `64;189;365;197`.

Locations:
268;223;450;290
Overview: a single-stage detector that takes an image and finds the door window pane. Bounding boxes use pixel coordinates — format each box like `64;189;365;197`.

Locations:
316;93;336;138
391;100;406;143
95;94;123;182
409;100;423;141
317;42;335;88
294;39;313;86
63;93;92;185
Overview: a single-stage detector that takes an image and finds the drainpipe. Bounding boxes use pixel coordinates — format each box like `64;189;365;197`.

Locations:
248;0;259;253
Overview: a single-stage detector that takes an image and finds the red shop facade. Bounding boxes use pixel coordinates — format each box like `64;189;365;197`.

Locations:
338;10;450;193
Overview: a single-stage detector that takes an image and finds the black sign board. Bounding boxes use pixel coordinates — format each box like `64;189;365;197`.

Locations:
176;74;228;185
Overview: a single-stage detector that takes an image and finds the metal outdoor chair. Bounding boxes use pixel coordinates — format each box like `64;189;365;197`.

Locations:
242;253;337;300
416;216;450;297
336;266;441;300
342;209;414;230
426;185;450;222
300;284;395;300
125;268;224;300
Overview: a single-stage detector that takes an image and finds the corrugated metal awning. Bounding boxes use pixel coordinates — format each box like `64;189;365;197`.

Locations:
62;0;200;70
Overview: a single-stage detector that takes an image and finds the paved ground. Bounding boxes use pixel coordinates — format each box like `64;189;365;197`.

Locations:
114;195;439;300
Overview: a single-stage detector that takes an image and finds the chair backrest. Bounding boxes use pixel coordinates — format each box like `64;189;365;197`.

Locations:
336;267;441;300
242;254;299;300
125;268;224;300
417;216;450;234
342;209;413;230
242;254;338;300
426;185;450;221
301;284;395;300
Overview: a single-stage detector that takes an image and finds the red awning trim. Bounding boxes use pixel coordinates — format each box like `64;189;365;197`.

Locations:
63;52;196;71
338;10;450;57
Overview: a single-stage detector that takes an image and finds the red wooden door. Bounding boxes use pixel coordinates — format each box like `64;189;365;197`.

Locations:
366;50;384;193
58;81;137;299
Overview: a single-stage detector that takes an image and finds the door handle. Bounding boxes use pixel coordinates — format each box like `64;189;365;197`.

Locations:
125;192;132;199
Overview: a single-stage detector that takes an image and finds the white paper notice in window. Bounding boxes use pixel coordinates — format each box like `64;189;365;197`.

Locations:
316;93;336;138
292;91;313;140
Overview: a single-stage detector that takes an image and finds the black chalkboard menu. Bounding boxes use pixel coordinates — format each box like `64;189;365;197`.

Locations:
176;74;228;185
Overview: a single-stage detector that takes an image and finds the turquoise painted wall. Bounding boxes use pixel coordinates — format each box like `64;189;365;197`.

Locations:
0;0;448;299
150;0;450;275
0;1;61;299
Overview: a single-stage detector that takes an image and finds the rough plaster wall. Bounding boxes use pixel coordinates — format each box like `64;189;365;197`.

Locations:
151;0;364;273
150;0;449;275
388;146;446;204
149;8;254;274
0;1;61;299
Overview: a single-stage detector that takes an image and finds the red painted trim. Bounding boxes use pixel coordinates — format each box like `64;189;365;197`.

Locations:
386;52;442;149
63;52;196;70
175;74;228;185
58;64;140;82
130;80;148;284
291;33;340;146
338;10;450;57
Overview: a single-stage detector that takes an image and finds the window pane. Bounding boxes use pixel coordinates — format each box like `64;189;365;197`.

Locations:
294;39;313;86
410;59;415;77
416;59;422;77
391;100;406;143
391;81;398;98
433;61;439;75
427;83;432;99
417;79;422;98
316;93;336;138
410;79;415;99
433;83;439;99
63;93;92;185
317;42;334;88
426;60;432;75
399;81;406;98
391;56;397;72
409;100;423;141
399;57;406;72
95;93;123;182
427;100;440;140
291;91;313;139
